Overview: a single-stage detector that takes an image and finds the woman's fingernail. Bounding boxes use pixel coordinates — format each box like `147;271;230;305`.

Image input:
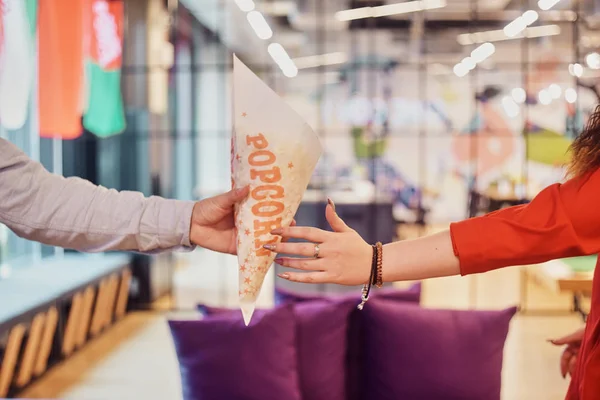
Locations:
263;244;276;251
327;197;336;212
278;273;290;280
271;228;283;235
275;258;284;264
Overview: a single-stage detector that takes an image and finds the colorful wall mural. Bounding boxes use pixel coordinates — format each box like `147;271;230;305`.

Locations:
285;53;599;223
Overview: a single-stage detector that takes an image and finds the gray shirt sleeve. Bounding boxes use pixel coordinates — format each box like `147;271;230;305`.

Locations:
0;138;196;253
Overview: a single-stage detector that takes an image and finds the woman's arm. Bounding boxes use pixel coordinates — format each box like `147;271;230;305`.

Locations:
448;169;600;275
269;168;600;285
0;138;195;253
383;168;600;281
380;230;459;282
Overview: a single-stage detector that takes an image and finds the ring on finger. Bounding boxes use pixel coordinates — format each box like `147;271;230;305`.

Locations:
313;243;321;259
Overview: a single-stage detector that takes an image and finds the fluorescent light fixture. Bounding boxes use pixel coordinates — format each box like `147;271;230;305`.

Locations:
454;42;495;78
503;18;527;38
470;42;495;63
504;10;538;38
373;0;446;17
548;84;562;99
523;24;561;39
586;52;600;70
502;96;520;118
538;0;561;11
292;52;347;69
461;57;476;70
569;63;584;77
522;10;539;25
453;63;468;77
235;0;255;12
268;43;298;78
335;7;372;21
247;11;273;40
335;0;446;22
565;88;577;104
538;89;552;105
282;66;298;78
511;87;526;104
457;24;560;45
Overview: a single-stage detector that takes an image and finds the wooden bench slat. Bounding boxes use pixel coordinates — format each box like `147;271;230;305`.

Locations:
15;313;46;387
115;269;132;320
0;324;26;397
89;279;109;336
62;292;83;357
102;274;120;329
33;307;59;377
75;286;95;349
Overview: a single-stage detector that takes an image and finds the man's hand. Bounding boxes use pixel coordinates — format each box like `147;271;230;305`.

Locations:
550;327;586;378
189;187;249;255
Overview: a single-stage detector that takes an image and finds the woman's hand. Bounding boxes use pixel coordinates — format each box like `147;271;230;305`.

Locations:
266;199;373;285
550;327;586;378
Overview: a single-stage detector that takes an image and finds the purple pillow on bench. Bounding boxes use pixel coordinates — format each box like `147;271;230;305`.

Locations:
197;284;422;400
275;281;422;304
197;300;356;400
362;300;517;400
168;304;302;400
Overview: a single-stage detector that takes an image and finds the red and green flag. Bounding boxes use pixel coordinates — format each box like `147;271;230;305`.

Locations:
83;0;125;137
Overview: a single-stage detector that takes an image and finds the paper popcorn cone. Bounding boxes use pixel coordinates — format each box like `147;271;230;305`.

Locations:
232;55;322;325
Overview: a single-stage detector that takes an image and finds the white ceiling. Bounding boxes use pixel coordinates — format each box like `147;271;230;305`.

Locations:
181;0;600;72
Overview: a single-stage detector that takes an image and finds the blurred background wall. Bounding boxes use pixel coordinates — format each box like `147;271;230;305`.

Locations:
2;0;598;297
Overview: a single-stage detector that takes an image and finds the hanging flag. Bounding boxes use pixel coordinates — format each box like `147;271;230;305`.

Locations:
83;0;125;137
0;3;4;64
0;0;34;130
39;0;84;139
81;0;92;115
25;0;37;36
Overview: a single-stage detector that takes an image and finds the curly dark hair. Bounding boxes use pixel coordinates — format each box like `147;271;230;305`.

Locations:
568;105;600;177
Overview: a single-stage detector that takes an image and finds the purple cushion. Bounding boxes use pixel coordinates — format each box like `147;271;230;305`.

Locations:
275;281;422;304
168;305;302;400
294;300;355;400
196;304;233;316
198;284;421;400
270;282;421;400
362;300;517;400
197;300;355;400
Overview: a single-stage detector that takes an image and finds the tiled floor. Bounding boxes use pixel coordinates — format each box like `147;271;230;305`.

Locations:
19;244;585;400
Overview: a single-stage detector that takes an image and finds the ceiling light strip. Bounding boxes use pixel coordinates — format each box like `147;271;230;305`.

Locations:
335;0;446;22
457;24;561;45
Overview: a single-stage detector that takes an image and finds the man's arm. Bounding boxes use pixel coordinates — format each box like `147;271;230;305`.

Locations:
0;138;196;253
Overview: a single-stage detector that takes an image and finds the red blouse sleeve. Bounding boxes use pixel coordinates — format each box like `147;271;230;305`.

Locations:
450;168;600;276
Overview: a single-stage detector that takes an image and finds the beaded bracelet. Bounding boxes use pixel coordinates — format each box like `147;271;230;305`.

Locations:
375;242;383;288
357;242;383;310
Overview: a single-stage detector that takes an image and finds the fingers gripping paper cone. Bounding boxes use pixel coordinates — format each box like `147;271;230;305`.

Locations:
232;55;322;326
